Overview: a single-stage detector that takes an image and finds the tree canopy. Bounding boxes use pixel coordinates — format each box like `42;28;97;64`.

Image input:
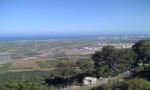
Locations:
92;45;136;77
132;40;150;64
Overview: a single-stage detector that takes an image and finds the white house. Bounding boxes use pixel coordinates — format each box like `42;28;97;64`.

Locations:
83;77;98;86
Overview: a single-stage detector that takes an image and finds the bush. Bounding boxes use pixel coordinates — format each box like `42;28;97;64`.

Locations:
91;78;150;90
0;80;56;90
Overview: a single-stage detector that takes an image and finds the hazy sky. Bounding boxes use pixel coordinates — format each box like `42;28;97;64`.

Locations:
0;0;150;36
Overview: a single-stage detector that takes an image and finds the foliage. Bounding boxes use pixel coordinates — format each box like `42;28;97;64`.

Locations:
55;62;79;78
92;45;136;77
36;61;51;68
132;40;150;73
0;80;55;90
134;67;150;81
91;78;150;90
0;63;11;74
126;78;150;90
0;40;149;89
132;40;150;64
0;71;53;81
76;60;94;74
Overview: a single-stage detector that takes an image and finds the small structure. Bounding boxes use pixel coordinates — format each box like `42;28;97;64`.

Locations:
83;77;98;86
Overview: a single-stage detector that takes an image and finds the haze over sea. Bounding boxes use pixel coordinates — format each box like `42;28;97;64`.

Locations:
0;34;98;41
0;34;150;41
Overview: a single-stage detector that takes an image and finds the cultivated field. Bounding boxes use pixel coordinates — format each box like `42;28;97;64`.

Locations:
0;59;76;73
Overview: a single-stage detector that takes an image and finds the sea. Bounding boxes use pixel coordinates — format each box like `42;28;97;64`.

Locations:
0;35;99;41
0;34;149;41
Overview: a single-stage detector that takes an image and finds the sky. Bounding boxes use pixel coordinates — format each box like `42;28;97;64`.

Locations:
0;0;150;36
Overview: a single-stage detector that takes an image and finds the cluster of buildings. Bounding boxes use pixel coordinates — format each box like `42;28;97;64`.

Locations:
97;43;134;49
68;43;134;54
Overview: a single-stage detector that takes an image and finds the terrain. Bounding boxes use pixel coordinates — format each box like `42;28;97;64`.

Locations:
0;35;149;73
0;36;149;90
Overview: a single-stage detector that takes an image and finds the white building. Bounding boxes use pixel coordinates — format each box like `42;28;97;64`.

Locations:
83;77;98;86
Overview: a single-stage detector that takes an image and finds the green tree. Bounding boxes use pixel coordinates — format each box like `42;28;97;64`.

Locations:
132;40;150;64
76;60;94;74
92;45;136;77
118;48;137;71
92;46;121;77
55;62;78;78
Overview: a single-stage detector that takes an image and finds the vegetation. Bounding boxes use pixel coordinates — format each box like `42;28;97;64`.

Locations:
36;61;51;68
0;40;149;90
76;60;94;74
0;63;11;74
0;80;55;90
91;78;150;90
91;40;150;90
92;46;136;77
55;62;78;78
132;40;150;64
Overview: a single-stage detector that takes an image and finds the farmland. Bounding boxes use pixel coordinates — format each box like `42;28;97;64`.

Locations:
0;37;147;73
0;59;77;73
0;39;149;90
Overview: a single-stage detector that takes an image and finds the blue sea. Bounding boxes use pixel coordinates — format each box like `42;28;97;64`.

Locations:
0;34;149;41
0;35;98;41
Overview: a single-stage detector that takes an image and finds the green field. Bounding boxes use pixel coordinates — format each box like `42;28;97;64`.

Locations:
35;61;51;68
36;60;76;69
0;64;11;74
0;60;76;73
